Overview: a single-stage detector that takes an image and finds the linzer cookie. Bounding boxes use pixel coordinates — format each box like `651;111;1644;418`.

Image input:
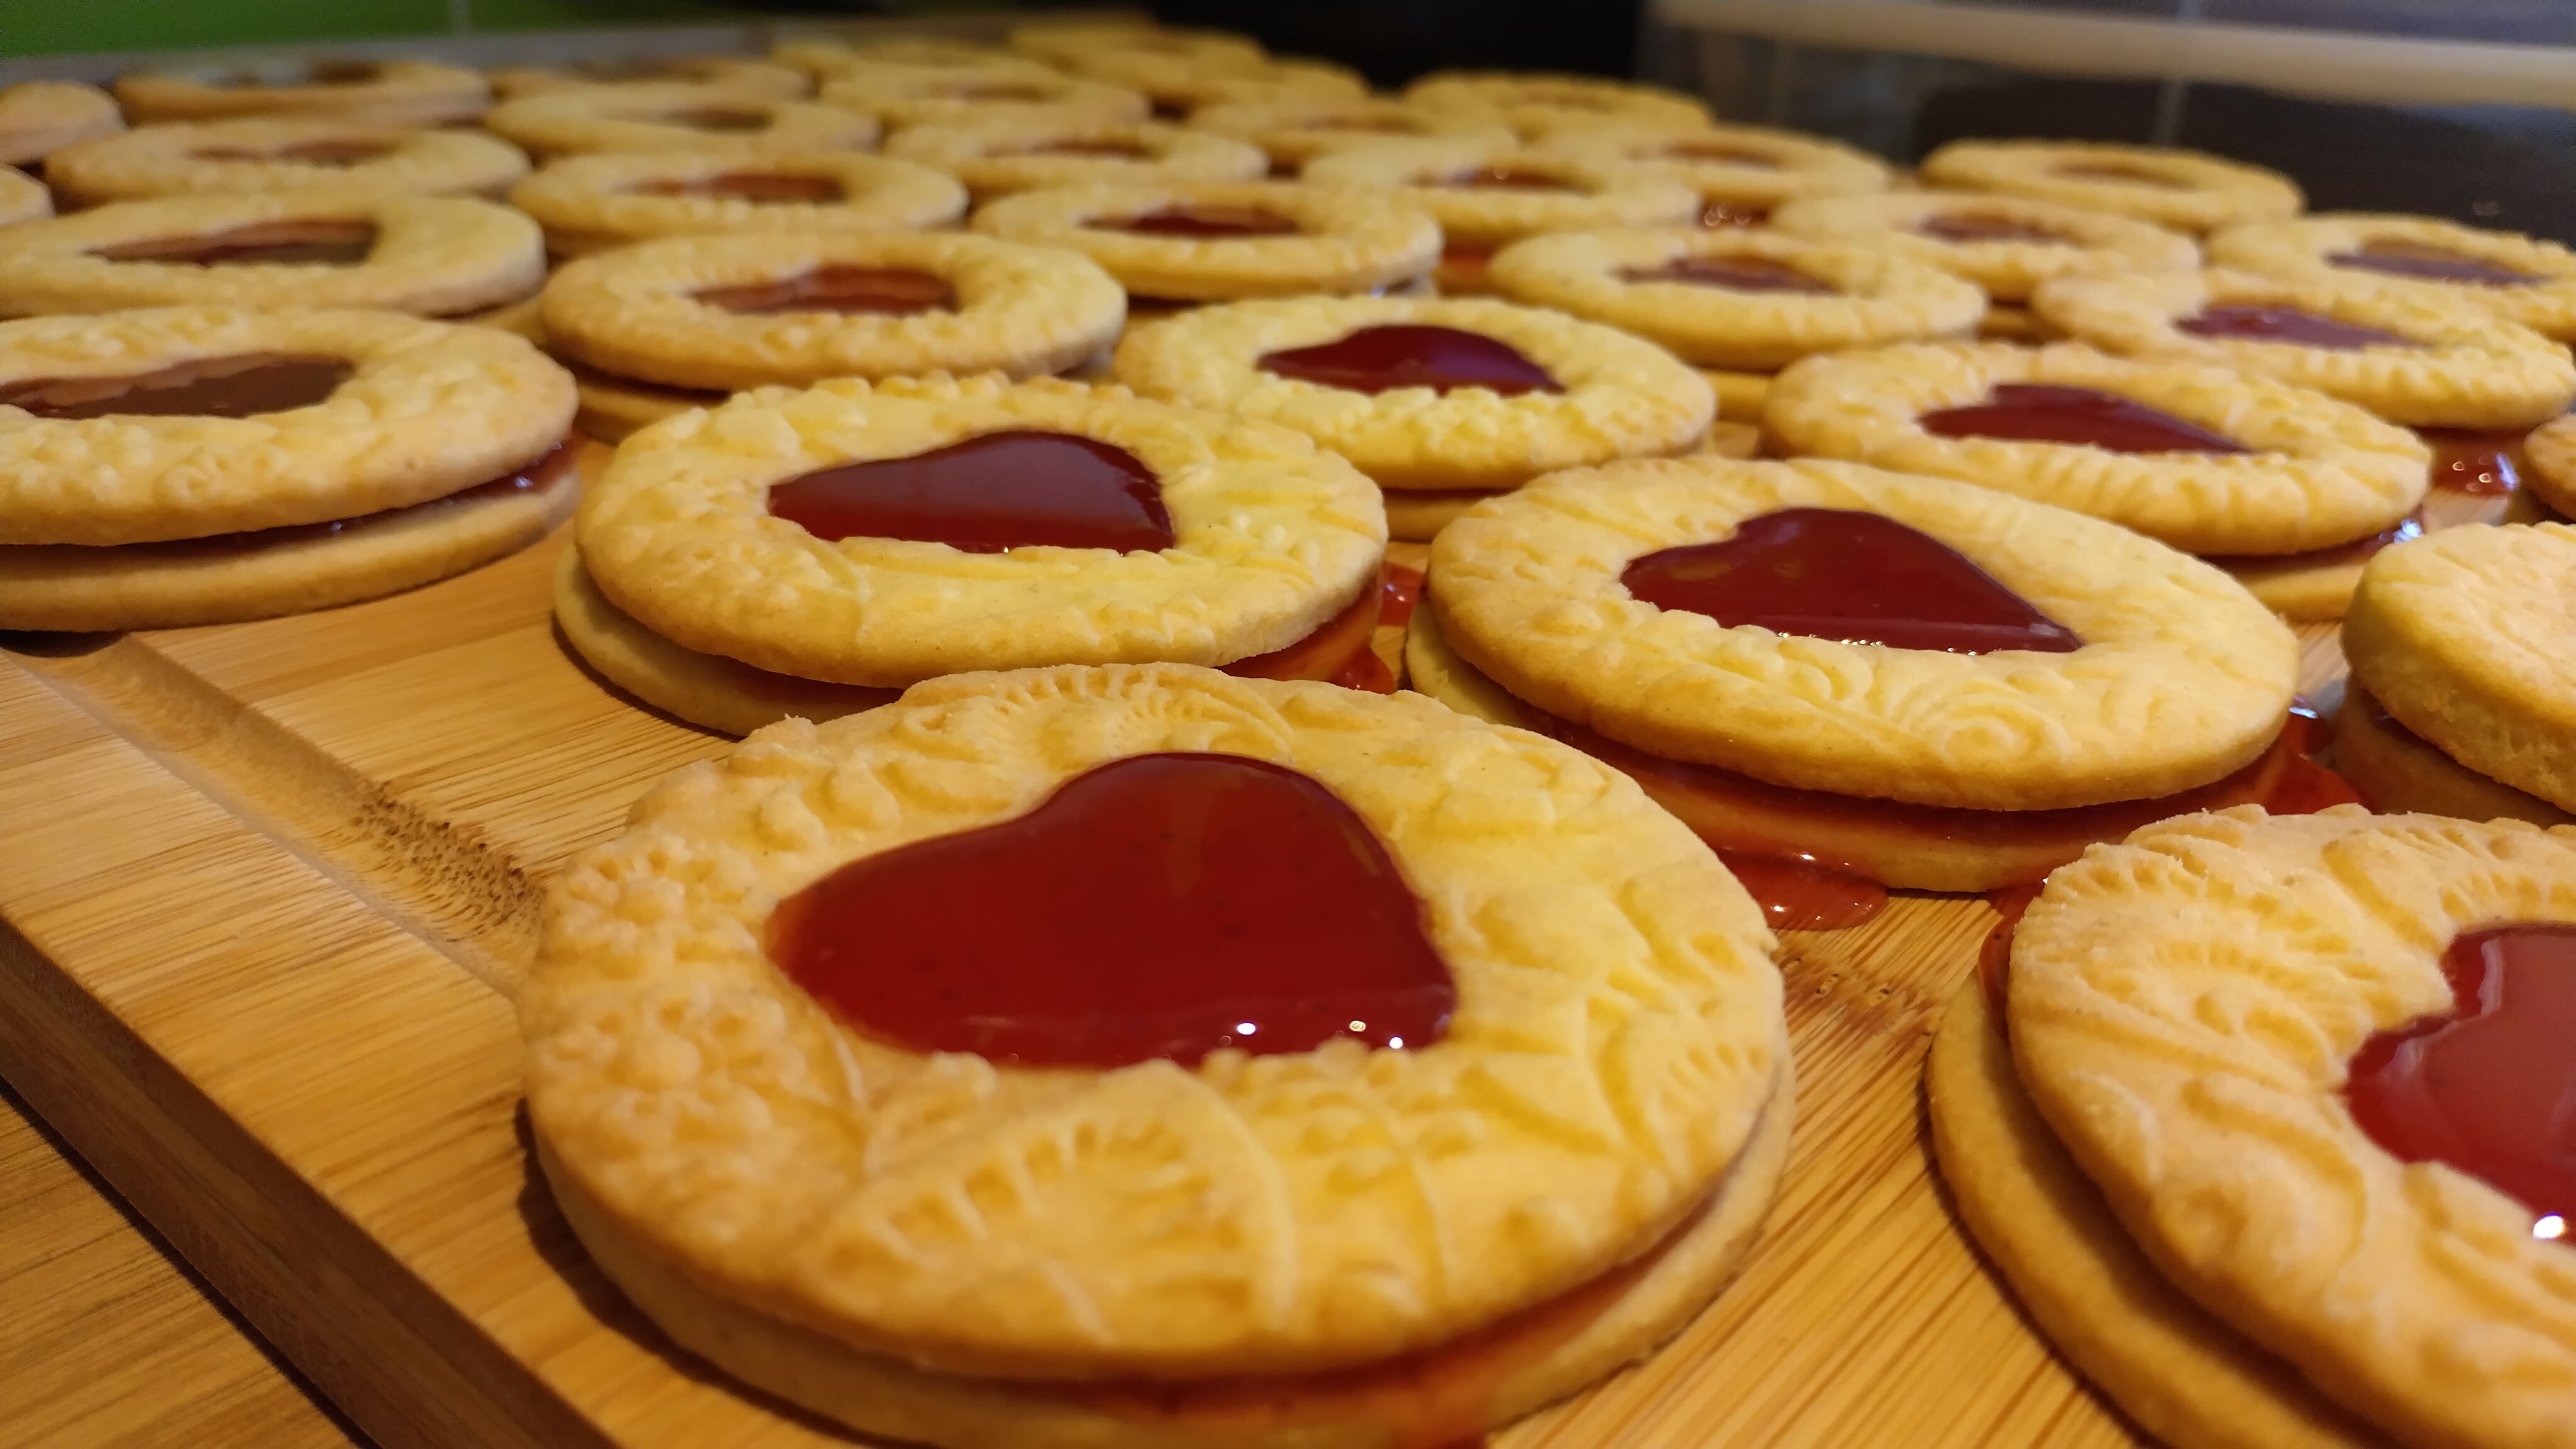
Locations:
522;660;1790;1448
0;305;577;630
969;180;1440;303
510;151;965;257
45;119;533;206
486;57;809;102
1404;71;1711;137
1412;457;2316;919
565;374;1390;730
0;80;125;166
1956;808;2576;1449
2208;213;2576;343
2526;414;2576;519
0;168;48;228
1185;97;1514;173
815;61;1146;131
484;83;878;160
1536;122;1892;228
116;60;489;128
540;231;1123;391
0;191;545;318
1488;228;1985;370
884;116;1266;198
1768;191;2199;303
1919;140;2302;234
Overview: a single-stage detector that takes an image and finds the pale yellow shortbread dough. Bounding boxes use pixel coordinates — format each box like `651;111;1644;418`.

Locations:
45;118;532;206
116;61;490;127
0;80;125;165
510;150;965;256
969;180;1441;300
485;83;878;158
886;116;1267;197
2209;213;2576;342
1921;140;2301;233
1770;192;2199;303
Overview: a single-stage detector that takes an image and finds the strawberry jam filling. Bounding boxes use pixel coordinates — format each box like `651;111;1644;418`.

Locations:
694;264;952;315
1920;382;2249;454
1096;205;1299;238
94;220;378;266
2175;304;2412;350
1616;255;1834;294
2331;238;2540;287
767;430;1173;554
2419;426;2532;494
1258;325;1563;397
1;353;352;418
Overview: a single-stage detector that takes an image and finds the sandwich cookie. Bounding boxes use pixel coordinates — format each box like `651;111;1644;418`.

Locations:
816;61;1146;132
1941;808;2576;1449
0;80;124;166
484;83;878;160
1536;122;1893;228
1768;192;2200;305
969;180;1440;306
1112;294;1714;540
2209;213;2576;345
2523;414;2576;521
1919;140;2302;235
486;57;809;102
0;168;48;228
0;191;545;319
509;150;965;257
1765;342;2431;619
564;374;1391;733
1301;138;1697;294
0;305;578;630
522;660;1790;1448
1185;98;1515;175
1063;52;1365;119
885;116;1266;199
45;118;532;206
116;60;489;128
1411;457;2329;923
1404;72;1712;138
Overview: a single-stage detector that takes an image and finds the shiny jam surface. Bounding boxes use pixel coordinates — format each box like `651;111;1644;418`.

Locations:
1221;572;1391;692
1443;166;1575;192
1616;254;1834;294
2177;304;2412;350
767;430;1173;553
1918;213;2065;245
1095;204;1300;238
1026;138;1153;158
693;264;952;316
1699;201;1770;228
2421;426;2531;494
94;221;378;267
2346;924;2576;1230
1380;561;1424;631
1920;382;2251;455
1621;508;2084;655
193;140;396;165
666;106;772;132
635;172;843;203
765;753;1455;1068
1720;853;1889;931
1257;324;1564;397
2331;238;2540;287
0;353;353;419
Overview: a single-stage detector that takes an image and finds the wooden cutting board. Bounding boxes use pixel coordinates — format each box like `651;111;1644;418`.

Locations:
0;467;2478;1449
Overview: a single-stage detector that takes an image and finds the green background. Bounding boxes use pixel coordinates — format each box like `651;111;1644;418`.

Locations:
1;1;1003;58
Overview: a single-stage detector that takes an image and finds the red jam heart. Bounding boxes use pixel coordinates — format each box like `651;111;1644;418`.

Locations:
2176;304;2413;350
1094;204;1301;238
767;430;1174;554
766;753;1455;1067
1621;507;2082;654
1616;254;1835;294
2345;923;2576;1230
1918;214;2065;245
1258;324;1564;397
694;264;953;316
2331;239;2539;287
1920;382;2251;455
0;354;353;419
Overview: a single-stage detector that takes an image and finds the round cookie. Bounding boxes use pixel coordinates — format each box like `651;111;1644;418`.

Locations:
2333;684;2575;828
2007;807;2576;1449
2343;522;2576;813
1404;72;1711;136
1764;341;2429;556
969;180;1440;301
1769;192;2200;303
815;62;1146;131
540;231;1124;390
2030;268;2576;431
1487;227;1986;370
116;60;489;128
510;151;965;257
45;119;533;206
485;84;878;159
0;80;125;166
885;116;1267;198
1536;123;1892;225
1302;138;1697;292
2208;213;2576;343
1186;98;1514;171
1112;294;1714;496
1065;51;1365;117
1919;140;2301;234
487;57;809;102
0;167;48;228
577;374;1384;687
2525;413;2576;519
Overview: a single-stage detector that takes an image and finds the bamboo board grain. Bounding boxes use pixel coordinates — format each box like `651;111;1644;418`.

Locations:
0;483;2497;1449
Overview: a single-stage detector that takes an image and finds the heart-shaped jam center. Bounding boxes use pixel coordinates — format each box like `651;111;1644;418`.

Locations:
0;353;352;419
1095;204;1300;238
2346;923;2576;1232
638;172;843;203
194;140;396;165
767;429;1174;553
1921;382;2250;455
2331;238;2538;287
1443;165;1575;192
2176;304;2413;350
1617;254;1835;294
694;264;952;316
1622;508;2082;654
766;753;1455;1067
1258;324;1564;396
1918;213;2065;245
95;221;378;267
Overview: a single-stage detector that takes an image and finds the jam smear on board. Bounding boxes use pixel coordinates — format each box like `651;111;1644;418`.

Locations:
1096;205;1300;238
95;220;379;267
1918;214;2066;245
1699;201;1770;228
666;107;772;132
2346;923;2576;1232
2419;426;2531;494
0;353;353;419
1616;254;1834;294
1921;382;2251;455
1258;324;1564;397
192;139;396;165
767;430;1174;553
2330;238;2540;287
635;172;843;203
1719;853;1889;931
766;752;1454;1068
1443;166;1575;192
2176;304;2412;350
695;264;953;316
1621;508;2084;655
1223;572;1391;692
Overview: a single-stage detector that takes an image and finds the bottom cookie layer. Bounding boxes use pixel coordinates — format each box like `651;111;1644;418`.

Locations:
2332;684;2573;827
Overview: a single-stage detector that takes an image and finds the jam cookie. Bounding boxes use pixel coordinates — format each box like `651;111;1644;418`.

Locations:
1768;192;2199;303
116;60;489;128
2333;684;2573;830
1186;98;1514;172
484;84;879;160
885;116;1267;198
510;151;965;257
1919;140;2302;234
1413;457;2301;899
969;180;1440;302
1537;122;1892;227
45;119;532;207
2524;414;2576;519
540;231;1123;390
1066;51;1367;118
0;80;124;166
1488;228;1985;370
2207;213;2576;343
487;57;809;102
1404;72;1712;136
816;62;1146;131
2029;268;2576;431
1991;808;2576;1449
0;168;47;228
523;660;1789;1447
0;192;545;318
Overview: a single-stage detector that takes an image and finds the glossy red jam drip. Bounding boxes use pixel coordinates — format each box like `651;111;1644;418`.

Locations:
1918;214;2065;245
1444;166;1574;192
1621;508;2084;655
1719;852;1889;931
765;753;1455;1068
2176;304;2412;350
1921;383;2251;455
0;353;353;419
636;172;843;203
1096;204;1300;238
1258;324;1564;397
2346;923;2576;1230
1381;562;1424;631
2331;239;2539;287
1699;201;1770;228
193;140;396;165
1617;254;1834;294
94;221;377;267
2421;426;2529;494
1223;572;1388;691
694;264;952;316
767;430;1173;554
